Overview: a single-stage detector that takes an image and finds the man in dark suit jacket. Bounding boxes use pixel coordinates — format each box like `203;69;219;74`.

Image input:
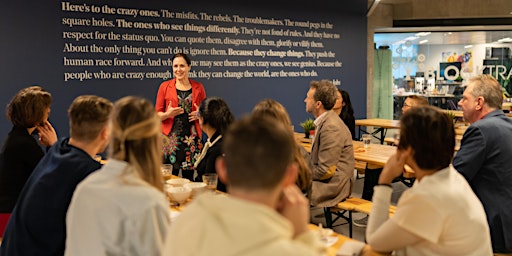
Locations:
304;80;354;208
453;74;512;254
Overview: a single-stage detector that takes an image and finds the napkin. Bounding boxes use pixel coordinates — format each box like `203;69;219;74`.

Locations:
170;211;181;222
336;240;365;256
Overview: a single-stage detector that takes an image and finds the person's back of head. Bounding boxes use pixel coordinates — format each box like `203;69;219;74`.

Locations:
467;74;503;110
68;95;113;143
398;105;454;170
6;86;52;128
109;96;163;191
222;115;295;191
252;98;292;127
198;97;234;134
252;99;312;194
310;80;337;110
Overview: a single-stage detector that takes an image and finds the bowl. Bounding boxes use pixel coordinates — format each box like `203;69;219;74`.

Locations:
184;182;207;197
166;186;192;204
165;178;190;187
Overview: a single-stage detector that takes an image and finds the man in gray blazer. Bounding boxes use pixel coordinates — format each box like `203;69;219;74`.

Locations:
304;80;354;209
453;74;512;254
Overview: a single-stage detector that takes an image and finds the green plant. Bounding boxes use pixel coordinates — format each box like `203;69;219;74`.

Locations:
445;110;455;119
446;110;456;124
300;118;315;133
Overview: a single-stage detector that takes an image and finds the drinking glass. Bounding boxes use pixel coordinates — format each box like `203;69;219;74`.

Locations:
362;134;372;148
202;173;218;192
161;164;173;181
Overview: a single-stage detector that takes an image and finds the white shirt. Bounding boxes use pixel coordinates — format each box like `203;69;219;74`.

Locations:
367;165;492;256
163;193;326;256
65;159;171;256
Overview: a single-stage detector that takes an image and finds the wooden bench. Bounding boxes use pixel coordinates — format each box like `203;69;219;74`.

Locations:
384;137;395;145
355;160;367;178
324;197;396;238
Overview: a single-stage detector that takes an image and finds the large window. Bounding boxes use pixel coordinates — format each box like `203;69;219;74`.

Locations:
375;29;512;97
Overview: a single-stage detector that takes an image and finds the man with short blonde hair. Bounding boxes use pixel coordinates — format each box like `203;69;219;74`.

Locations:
163;115;326;255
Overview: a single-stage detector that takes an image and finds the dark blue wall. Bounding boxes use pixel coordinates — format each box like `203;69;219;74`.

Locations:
0;0;366;142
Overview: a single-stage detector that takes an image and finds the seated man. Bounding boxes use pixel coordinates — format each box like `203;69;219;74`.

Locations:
401;95;428;114
163;115;326;255
453;74;512;254
0;95;113;255
303;80;354;208
366;106;492;255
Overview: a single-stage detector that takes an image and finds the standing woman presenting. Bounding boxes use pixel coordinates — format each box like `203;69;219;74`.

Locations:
155;53;206;180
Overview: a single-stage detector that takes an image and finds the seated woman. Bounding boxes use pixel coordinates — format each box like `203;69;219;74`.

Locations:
0;86;57;214
366;106;492;255
333;88;355;140
193;97;234;192
252;99;312;196
65;96;170;255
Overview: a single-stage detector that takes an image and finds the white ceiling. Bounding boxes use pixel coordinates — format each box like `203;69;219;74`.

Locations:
369;0;512;47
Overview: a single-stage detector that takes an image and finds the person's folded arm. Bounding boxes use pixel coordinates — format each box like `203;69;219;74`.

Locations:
366;186;422;253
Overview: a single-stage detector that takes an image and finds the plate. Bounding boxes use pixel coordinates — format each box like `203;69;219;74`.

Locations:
323;235;338;247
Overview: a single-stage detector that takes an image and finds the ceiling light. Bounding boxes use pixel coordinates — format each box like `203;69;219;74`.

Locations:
415;32;431;37
464;45;473;48
404;36;419;41
419;40;428;44
498;37;512;43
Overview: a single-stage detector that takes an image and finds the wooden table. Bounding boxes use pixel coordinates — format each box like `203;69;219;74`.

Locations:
295;133;414;178
295;132;396;165
355;119;400;144
352;141;396;167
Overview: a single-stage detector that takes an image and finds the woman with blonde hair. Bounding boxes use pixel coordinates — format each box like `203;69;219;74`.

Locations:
65;96;170;256
252;99;312;196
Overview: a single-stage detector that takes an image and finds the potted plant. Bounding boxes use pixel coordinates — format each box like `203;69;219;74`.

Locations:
445;110;456;124
300;118;315;138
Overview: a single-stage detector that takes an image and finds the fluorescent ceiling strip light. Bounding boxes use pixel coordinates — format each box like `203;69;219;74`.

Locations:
419;40;428;44
415;32;431;37
498;37;512;43
464;45;473;48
